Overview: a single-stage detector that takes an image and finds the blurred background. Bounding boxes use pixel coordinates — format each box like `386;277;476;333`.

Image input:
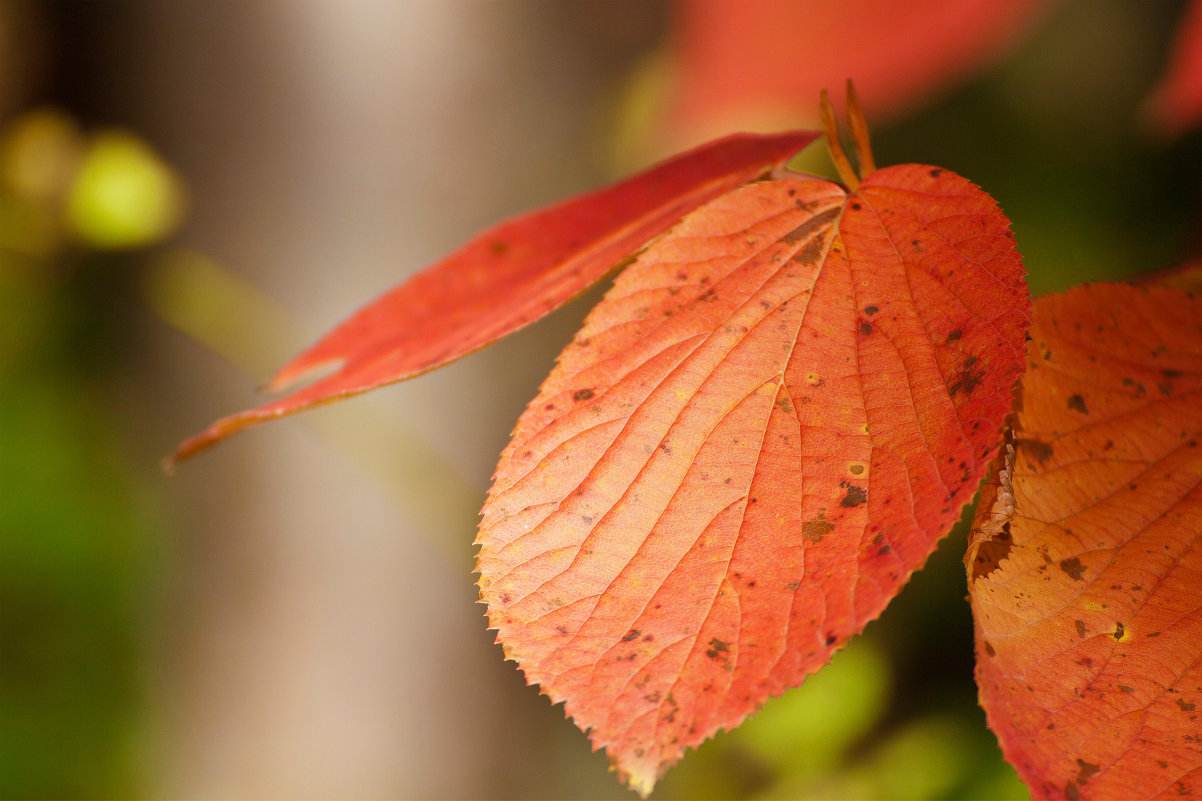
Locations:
1;1;1200;798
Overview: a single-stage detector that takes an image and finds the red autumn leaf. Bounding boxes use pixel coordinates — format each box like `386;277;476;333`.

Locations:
171;131;817;464
1145;0;1202;137
659;0;1045;147
967;283;1202;800
477;163;1029;794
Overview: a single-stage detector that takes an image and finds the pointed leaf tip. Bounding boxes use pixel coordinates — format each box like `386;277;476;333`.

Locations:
171;130;819;464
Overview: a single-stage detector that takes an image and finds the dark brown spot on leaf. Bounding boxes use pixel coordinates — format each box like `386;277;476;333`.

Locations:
948;357;985;397
1068;394;1088;414
1017;438;1054;464
781;207;840;245
572;388;594;402
706;638;731;661
1075;620;1087;638
971;521;1012;580
1060;558;1086;580
841;486;867;507
794;235;826;265
803;518;834;540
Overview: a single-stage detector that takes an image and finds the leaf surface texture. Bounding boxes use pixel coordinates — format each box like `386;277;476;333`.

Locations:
477;165;1029;794
968;283;1202;800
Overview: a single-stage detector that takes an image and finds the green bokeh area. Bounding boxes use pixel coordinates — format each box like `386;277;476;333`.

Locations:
0;374;158;797
0;119;168;796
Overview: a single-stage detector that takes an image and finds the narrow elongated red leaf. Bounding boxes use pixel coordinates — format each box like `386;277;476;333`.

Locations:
477;165;1029;794
967;283;1202;799
172;131;817;463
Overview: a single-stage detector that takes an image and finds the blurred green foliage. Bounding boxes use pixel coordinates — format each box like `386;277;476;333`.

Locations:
0;108;178;798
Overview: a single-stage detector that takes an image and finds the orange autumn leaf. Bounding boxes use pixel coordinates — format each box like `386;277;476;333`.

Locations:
171;131;816;464
477;163;1029;795
967;283;1202;800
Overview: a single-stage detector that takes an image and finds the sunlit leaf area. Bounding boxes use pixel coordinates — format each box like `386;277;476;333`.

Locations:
1;2;1200;798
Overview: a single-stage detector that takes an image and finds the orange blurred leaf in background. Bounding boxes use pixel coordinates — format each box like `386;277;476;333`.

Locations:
660;0;1046;148
1145;0;1202;137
